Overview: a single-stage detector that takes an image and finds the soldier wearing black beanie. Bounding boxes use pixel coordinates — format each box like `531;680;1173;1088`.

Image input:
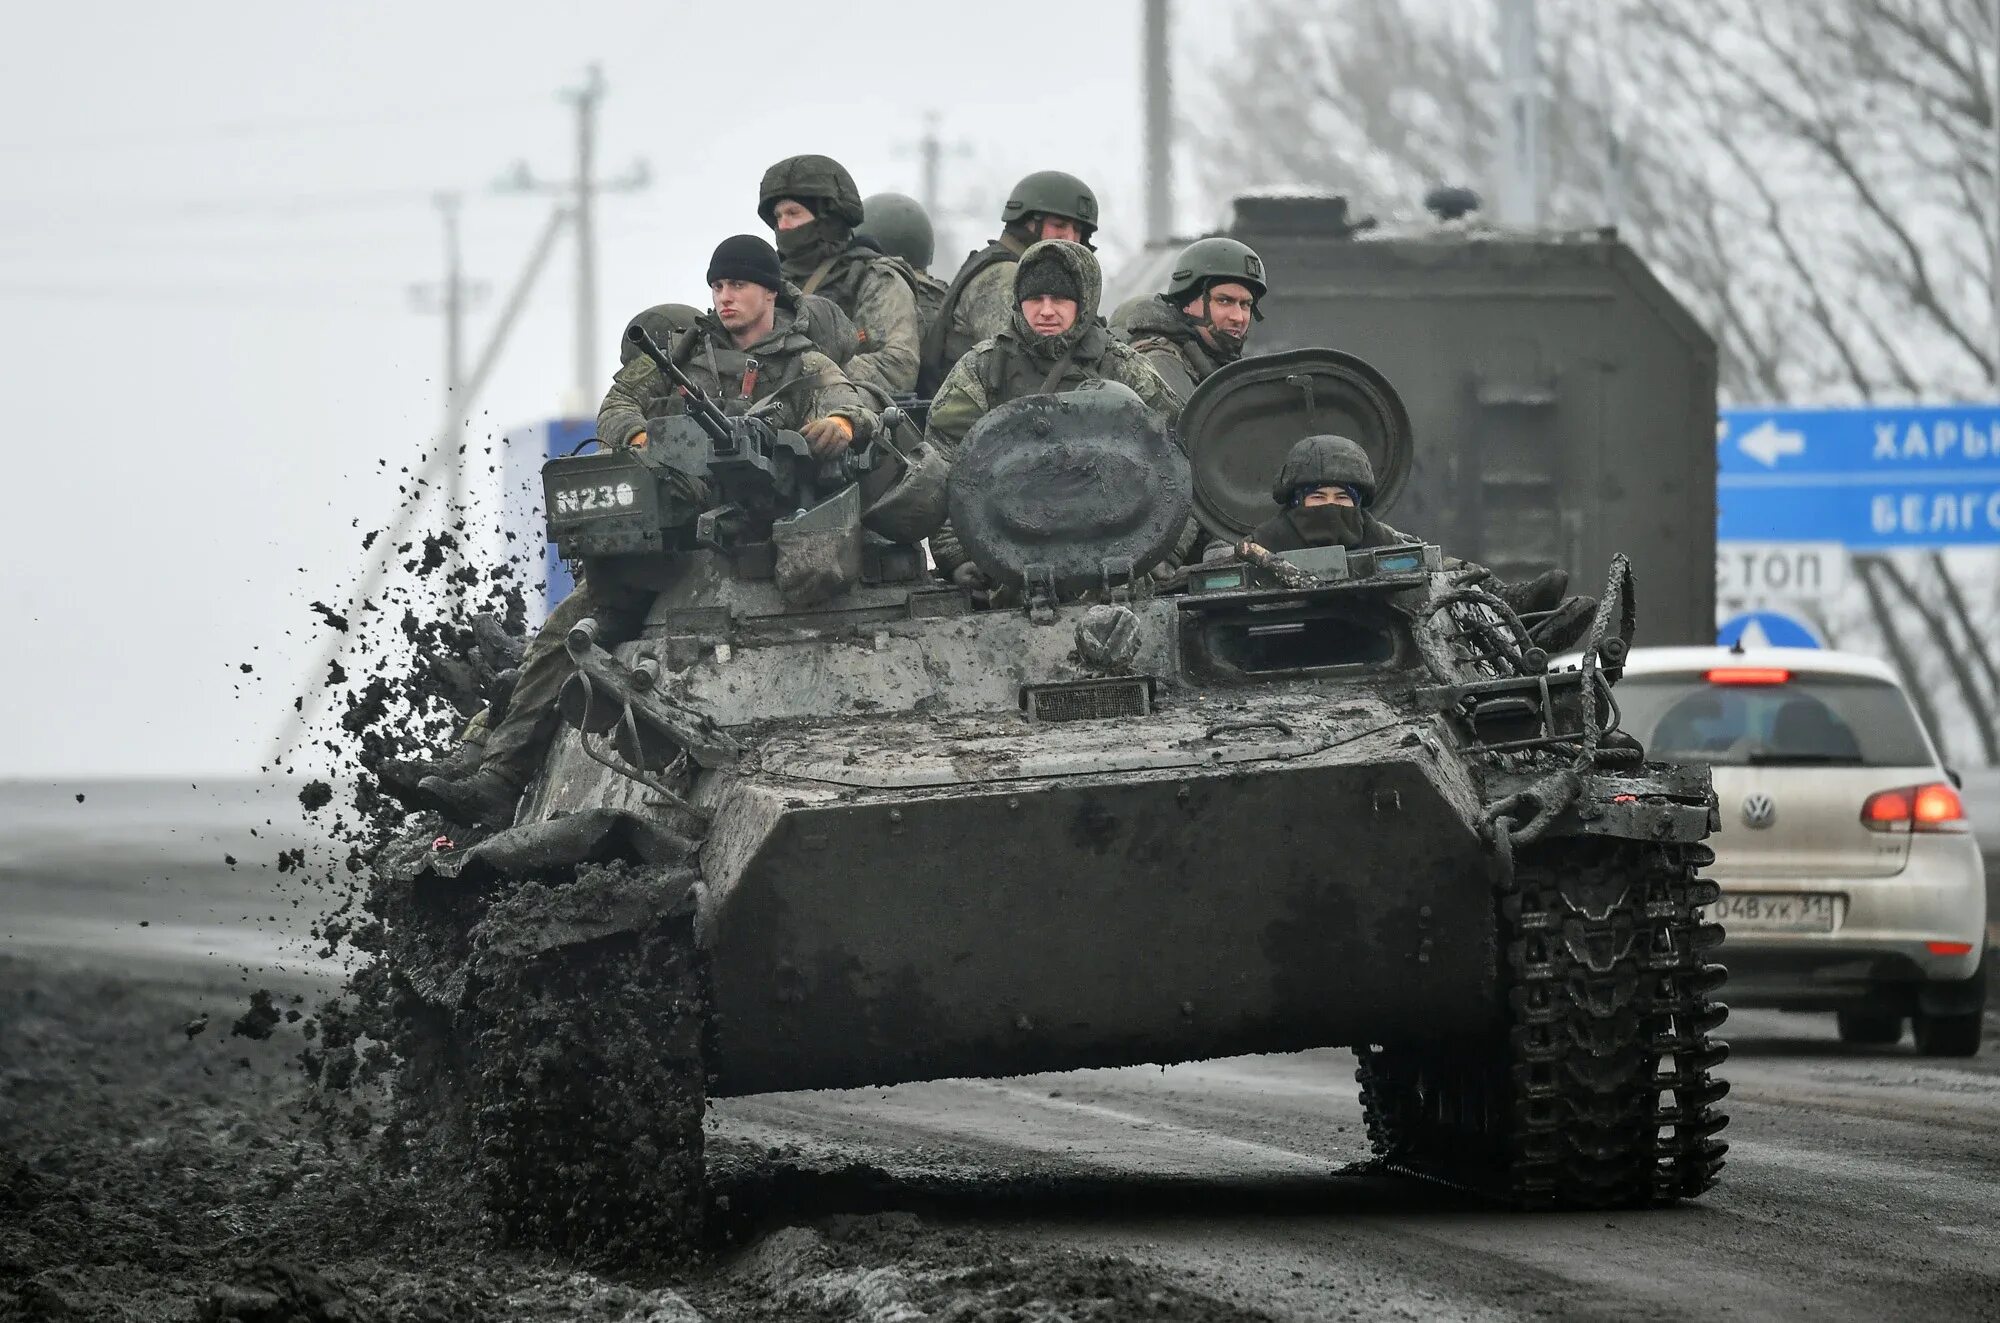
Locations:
706;234;783;292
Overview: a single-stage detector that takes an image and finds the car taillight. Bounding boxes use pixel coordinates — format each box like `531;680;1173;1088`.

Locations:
1861;788;1912;828
1927;940;1975;957
1861;782;1966;833
1705;667;1791;685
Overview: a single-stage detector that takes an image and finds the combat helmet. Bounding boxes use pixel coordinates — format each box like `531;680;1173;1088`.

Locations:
1166;236;1267;310
1272;434;1376;507
759;154;866;228
1001;169;1099;238
857;192;936;269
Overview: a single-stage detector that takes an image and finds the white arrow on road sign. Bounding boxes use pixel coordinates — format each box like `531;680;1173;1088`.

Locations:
1738;419;1807;467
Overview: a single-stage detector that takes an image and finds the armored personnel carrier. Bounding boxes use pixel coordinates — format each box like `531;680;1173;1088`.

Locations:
379;345;1729;1258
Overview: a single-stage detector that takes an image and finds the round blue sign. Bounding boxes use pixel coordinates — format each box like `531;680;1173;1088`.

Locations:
1716;610;1822;649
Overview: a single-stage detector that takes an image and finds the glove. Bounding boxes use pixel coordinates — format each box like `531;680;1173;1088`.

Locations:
800;415;854;458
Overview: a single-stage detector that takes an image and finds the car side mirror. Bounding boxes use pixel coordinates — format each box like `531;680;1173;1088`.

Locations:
1946;766;1963;789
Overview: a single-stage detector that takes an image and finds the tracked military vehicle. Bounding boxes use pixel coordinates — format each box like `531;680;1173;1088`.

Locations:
380;345;1729;1258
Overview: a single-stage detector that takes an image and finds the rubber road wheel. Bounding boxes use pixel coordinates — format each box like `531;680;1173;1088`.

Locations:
1836;1009;1904;1046
1913;1009;1983;1058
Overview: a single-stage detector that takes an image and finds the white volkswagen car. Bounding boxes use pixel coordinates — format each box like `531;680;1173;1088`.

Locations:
1612;646;1987;1055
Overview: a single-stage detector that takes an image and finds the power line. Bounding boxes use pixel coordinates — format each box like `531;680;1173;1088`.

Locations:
266;204;574;767
0;186;446;231
495;64;650;413
0;93;543;156
0;280;407;306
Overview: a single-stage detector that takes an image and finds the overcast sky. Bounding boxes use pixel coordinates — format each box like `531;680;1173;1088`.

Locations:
0;1;1241;778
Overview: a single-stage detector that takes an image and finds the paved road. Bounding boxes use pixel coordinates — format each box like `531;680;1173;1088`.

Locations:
714;1014;2000;1321
7;778;1998;1320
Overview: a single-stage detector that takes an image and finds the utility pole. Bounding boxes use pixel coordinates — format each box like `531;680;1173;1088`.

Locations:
569;66;602;412
498;64;649;416
918;112;944;220
898;114;971;265
409;193;488;423
1496;0;1543;227
408;193;490;587
1142;0;1174;245
269;206;573;768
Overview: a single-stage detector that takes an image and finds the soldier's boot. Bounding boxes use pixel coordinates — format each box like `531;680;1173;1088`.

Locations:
1496;567;1569;618
413;766;524;831
373;728;486;812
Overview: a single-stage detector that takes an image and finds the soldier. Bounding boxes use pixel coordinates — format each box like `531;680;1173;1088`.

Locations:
925;239;1180;588
624;283;859;371
415;235;880;827
1229;435;1408;557
760;155;922;396
1225;435;1590;648
1115;237;1266;400
919;170;1100;394
857;191;950;350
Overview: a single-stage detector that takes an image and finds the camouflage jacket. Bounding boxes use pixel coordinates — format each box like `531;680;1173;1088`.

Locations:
1113;293;1238;402
621;283;859;369
924;240;1181;573
785;243;922;397
923;235;1026;391
596;308;877;448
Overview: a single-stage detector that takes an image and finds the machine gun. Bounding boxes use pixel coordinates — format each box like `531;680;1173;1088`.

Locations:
541;324;859;560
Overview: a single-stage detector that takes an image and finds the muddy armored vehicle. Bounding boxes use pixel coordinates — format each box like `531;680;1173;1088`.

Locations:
383;346;1729;1257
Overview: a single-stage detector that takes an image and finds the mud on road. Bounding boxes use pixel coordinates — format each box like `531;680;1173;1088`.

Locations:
8;944;2000;1322
0;953;1278;1322
10;943;2000;1321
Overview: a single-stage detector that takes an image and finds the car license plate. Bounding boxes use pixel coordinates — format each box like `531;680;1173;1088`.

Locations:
1708;892;1839;933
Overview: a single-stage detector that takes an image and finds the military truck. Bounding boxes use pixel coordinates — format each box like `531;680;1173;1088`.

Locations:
380;346;1729;1258
1110;195;1719;645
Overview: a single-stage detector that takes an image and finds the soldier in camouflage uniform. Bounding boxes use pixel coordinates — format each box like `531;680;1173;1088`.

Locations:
1113;237;1267;401
624;282;860;370
919;170;1100;396
1224;436;1411;557
857;191;949;346
1216;435;1592;649
925;239;1180;587
761;155;922;397
417;235;880;828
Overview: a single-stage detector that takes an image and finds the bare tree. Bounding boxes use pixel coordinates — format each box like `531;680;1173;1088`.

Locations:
1195;0;2000;405
1631;0;2000;402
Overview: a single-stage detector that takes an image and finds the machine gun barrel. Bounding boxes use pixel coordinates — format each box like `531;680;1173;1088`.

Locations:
624;322;734;450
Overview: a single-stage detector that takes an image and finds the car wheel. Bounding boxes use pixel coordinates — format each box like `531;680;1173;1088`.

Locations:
1912;1009;1983;1058
1836;1009;1903;1046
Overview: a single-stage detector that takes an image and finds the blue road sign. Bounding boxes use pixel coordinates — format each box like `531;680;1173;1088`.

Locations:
543;418;594;604
1716;610;1822;649
1718;405;2000;547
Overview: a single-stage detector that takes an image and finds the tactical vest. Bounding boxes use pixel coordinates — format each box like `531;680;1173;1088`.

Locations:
975;324;1117;408
665;324;815;429
798;246;922;343
919;241;1017;396
910;269;948;350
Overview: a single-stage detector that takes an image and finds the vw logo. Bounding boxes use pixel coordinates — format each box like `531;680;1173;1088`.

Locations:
1741;793;1777;829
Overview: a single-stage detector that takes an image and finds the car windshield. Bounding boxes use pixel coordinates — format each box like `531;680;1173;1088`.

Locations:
1615;671;1933;767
